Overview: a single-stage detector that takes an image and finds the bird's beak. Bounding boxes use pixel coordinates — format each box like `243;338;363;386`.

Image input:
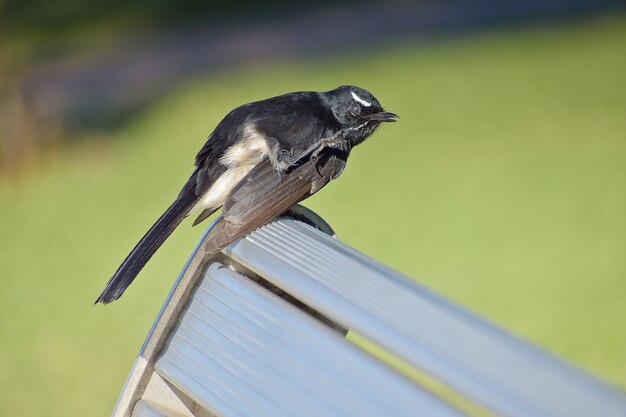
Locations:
367;111;399;122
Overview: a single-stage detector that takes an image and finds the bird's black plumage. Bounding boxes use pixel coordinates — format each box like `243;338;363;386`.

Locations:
96;85;397;304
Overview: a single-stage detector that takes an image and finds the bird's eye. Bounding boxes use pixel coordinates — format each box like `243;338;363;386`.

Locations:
350;103;361;117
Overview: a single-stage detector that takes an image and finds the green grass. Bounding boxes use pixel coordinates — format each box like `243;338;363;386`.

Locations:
1;14;626;416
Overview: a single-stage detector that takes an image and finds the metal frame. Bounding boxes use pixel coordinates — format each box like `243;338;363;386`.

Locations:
110;206;626;417
111;206;346;417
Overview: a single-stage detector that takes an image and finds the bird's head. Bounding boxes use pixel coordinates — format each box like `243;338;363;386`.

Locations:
324;85;398;145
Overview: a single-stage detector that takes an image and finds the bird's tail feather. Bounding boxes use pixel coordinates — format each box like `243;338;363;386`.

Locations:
95;192;197;304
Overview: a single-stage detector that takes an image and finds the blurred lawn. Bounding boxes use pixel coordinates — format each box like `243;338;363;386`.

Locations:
1;15;625;417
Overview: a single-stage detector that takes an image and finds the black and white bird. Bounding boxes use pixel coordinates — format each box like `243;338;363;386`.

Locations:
96;85;397;304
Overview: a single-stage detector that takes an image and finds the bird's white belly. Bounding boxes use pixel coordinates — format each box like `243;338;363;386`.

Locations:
191;164;254;213
189;125;273;215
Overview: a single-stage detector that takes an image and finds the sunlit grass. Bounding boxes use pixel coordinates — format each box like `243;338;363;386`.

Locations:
1;14;625;417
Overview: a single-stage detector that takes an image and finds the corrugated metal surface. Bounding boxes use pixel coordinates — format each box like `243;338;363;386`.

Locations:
155;262;463;417
222;218;626;417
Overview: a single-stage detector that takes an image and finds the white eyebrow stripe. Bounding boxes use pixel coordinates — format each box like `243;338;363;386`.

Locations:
351;91;371;107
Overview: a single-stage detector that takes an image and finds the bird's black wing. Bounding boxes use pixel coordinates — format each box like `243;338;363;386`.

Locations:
203;148;348;253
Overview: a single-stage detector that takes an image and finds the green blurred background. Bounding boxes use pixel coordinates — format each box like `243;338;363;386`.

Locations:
1;1;625;416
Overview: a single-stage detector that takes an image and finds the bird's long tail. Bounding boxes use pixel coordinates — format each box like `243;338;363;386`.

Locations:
95;190;197;304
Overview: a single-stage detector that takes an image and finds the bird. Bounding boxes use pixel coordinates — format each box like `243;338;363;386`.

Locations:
96;85;398;304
